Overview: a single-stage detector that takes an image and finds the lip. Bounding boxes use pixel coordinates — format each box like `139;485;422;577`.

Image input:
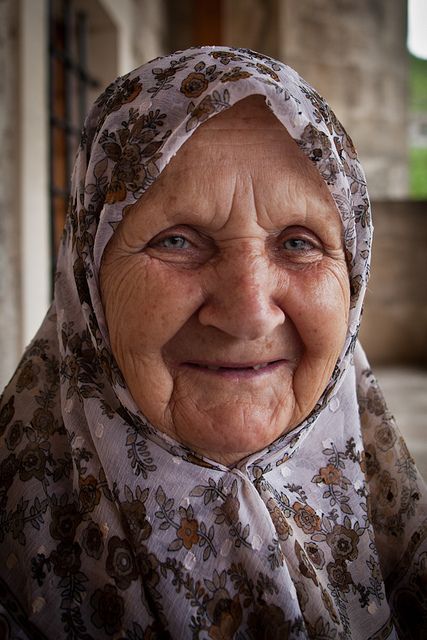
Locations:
182;359;287;379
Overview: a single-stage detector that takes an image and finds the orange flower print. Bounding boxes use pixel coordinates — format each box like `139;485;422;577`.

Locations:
207;594;242;640
293;502;321;534
326;560;353;593
304;541;325;569
350;274;363;302
319;464;342;486
248;603;290;639
180;72;209;98
364;443;380;479
186;95;217;131
267;499;291;541
326;524;360;561
32;407;56;437
105;177;127;204
374;422;397;451
106;536;138;590
106;77;142;114
90;584;124;635
320;585;340;624
221;493;240;525
177;516;199;549
377;470;398;508
295;541;318;585
79;474;101;512
18;443;47;482
16;360;40;393
366;385;387;416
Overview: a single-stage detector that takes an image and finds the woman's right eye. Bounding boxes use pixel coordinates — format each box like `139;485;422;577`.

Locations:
156;235;191;250
144;227;215;266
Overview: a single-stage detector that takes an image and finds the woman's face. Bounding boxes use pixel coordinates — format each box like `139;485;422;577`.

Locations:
100;96;350;466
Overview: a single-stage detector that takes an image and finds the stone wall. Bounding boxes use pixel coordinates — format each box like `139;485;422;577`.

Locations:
360;200;427;365
224;0;409;200
280;0;409;200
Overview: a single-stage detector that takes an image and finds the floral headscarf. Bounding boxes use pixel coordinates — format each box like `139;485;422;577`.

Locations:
0;46;425;640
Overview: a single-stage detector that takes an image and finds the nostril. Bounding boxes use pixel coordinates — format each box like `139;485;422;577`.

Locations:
198;298;285;340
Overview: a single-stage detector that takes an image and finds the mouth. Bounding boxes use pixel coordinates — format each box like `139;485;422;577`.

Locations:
182;359;286;378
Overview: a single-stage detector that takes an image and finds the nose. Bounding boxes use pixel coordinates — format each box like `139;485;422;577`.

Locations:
198;249;286;340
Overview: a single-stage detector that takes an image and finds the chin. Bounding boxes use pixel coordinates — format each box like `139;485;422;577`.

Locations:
176;406;293;464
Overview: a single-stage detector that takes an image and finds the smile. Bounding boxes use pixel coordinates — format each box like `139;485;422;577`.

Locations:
183;360;286;378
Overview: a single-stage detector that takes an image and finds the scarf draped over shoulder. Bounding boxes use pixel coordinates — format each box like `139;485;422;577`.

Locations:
0;46;425;640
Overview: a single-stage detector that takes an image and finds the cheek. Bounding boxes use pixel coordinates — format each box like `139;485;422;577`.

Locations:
285;266;350;355
102;258;203;359
285;267;349;425
101;259;205;429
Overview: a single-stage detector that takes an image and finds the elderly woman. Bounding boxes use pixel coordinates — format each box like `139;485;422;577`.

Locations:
0;47;425;640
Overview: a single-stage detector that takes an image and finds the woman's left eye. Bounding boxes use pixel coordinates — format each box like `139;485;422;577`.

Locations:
282;237;315;251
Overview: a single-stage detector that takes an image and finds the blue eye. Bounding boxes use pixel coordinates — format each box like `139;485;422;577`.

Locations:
158;235;191;249
283;238;313;251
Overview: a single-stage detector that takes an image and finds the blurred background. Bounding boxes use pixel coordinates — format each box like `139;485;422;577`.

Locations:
0;0;426;475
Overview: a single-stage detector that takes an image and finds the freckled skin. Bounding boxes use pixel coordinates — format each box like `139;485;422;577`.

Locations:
100;95;350;466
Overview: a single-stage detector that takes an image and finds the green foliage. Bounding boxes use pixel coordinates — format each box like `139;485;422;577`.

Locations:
409;55;427;198
409;147;427;199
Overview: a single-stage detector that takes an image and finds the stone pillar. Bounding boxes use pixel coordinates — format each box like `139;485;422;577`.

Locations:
224;0;279;58
134;0;167;64
0;0;21;389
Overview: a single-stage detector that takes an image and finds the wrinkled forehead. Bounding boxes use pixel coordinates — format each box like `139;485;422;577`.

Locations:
179;95;332;184
133;95;339;227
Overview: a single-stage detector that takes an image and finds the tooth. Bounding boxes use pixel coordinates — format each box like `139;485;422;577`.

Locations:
253;363;268;370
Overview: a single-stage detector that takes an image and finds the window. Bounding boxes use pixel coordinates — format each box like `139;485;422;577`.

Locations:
48;0;99;281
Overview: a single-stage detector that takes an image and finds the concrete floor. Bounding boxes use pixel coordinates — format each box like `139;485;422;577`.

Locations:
375;367;427;481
